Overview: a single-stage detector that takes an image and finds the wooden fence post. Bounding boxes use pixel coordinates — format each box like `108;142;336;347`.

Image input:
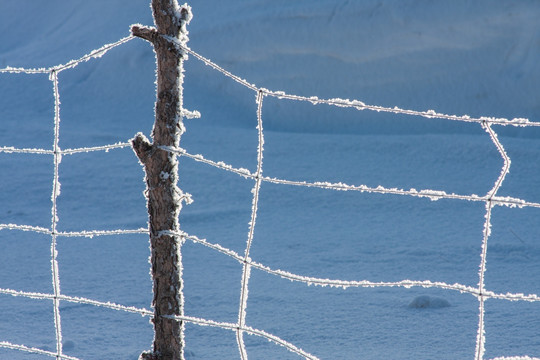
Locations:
131;1;192;359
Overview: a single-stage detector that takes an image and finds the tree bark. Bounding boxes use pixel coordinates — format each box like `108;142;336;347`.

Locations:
131;2;192;360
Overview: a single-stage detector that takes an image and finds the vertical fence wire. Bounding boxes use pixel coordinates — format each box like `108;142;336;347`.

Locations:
236;90;265;359
49;69;64;359
474;122;513;360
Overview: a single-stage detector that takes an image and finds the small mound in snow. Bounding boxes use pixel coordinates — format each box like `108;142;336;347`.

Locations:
408;295;450;309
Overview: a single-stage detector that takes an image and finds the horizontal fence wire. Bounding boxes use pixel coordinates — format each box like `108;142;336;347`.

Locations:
166;36;540;128
161;145;540;209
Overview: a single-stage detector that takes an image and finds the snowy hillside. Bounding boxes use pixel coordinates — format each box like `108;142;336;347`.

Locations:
1;1;539;360
2;1;539;136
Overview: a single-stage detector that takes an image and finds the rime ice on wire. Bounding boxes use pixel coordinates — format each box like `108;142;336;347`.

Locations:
2;17;540;360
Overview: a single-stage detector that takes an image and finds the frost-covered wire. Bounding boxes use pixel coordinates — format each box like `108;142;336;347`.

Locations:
474;122;513;360
57;228;148;238
172;42;540;128
0;146;54;155
161;145;540;209
261;90;539;127
484;123;511;200
0;36;134;75
0;223;52;235
167;37;258;92
0;287;152;316
0;286;318;360
52;36;134;73
236;90;266;359
2;31;540;360
49;69;64;359
0;142;131;156
60;141;132;155
163;314;320;360
0;287;56;301
0;341;81;360
159;145;253;178
166;231;540;303
0;224;148;238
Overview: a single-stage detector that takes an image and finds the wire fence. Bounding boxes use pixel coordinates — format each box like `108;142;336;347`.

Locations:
1;24;540;360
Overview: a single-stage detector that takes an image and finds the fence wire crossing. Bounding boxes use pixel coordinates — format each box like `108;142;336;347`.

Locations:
1;30;540;360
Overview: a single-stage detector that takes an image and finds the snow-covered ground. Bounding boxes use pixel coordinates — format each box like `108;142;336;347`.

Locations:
1;1;539;359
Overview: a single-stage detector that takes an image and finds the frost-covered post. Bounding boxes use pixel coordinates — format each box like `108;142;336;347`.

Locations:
131;1;192;360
